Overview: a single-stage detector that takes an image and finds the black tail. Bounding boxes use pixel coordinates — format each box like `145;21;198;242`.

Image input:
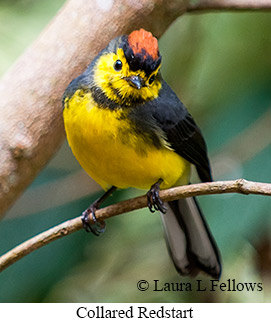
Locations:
160;197;221;279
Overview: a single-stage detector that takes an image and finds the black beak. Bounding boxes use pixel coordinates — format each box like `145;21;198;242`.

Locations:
126;75;144;90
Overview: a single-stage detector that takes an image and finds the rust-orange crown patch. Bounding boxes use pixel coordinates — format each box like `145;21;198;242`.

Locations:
128;29;159;60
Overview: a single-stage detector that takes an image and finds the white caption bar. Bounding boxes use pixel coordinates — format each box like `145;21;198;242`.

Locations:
0;303;269;322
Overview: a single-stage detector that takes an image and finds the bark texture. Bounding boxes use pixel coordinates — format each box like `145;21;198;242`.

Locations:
0;0;188;216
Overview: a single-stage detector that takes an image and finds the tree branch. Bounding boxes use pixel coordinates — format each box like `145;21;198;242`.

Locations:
1;0;271;218
187;0;271;12
0;179;270;273
0;0;188;217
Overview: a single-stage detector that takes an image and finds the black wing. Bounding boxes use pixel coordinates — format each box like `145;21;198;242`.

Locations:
150;81;212;182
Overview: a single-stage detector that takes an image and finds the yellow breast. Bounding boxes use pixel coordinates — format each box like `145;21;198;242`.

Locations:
63;90;190;191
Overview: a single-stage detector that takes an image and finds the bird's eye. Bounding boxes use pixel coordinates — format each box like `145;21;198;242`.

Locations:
149;74;155;85
114;60;122;71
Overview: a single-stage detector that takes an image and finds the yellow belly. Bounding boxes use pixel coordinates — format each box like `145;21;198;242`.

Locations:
63;91;190;191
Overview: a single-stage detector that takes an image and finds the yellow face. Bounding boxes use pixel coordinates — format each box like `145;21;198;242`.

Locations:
93;48;161;105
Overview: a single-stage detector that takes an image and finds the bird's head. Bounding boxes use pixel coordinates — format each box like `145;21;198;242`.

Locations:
92;29;162;106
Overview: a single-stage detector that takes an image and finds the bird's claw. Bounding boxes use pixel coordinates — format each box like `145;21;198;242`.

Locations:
147;182;167;214
81;205;106;236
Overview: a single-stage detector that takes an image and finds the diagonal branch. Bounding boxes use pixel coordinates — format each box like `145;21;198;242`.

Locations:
187;0;271;12
0;179;271;273
1;0;271;218
0;0;188;217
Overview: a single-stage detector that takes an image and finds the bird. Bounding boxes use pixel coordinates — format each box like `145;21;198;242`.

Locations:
62;28;221;279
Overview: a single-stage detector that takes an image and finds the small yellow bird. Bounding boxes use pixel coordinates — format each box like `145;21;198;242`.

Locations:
63;29;221;278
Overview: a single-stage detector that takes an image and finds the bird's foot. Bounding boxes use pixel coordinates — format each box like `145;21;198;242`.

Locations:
81;203;106;236
147;180;167;214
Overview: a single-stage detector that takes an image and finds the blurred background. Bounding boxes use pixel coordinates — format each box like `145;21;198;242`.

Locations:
0;0;270;302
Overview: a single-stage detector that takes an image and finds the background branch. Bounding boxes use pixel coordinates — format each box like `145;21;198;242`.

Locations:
0;179;270;273
0;0;188;217
1;0;271;217
187;0;271;11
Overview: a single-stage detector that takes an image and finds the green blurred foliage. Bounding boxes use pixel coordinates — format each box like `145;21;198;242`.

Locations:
0;0;65;75
0;1;270;303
